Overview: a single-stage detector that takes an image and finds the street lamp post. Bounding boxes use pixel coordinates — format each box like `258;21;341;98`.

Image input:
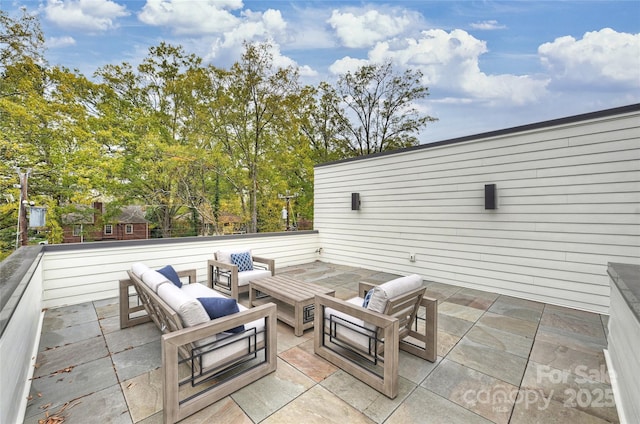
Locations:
15;167;31;249
278;190;299;231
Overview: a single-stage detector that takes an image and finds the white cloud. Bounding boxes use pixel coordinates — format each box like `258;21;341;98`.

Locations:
349;29;549;105
139;0;243;34
539;28;640;88
327;9;415;48
44;0;129;32
328;56;369;75
47;36;76;48
470;20;506;30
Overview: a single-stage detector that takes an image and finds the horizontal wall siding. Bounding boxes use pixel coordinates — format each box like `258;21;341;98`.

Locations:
41;232;320;308
1;255;43;424
314;110;640;313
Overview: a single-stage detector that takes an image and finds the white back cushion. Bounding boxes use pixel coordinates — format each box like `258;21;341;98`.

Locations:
157;283;210;328
366;274;423;313
131;263;150;279
216;248;252;265
141;269;171;293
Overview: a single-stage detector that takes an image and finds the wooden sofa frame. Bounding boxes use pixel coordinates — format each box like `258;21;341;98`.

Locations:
207;255;275;300
119;269;277;423
314;282;437;399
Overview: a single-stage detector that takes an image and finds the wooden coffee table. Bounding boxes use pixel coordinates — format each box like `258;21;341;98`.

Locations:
249;275;335;336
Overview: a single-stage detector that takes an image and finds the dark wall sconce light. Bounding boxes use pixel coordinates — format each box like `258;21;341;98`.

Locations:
485;184;497;210
351;193;361;210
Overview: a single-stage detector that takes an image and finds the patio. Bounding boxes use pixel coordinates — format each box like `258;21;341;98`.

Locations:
24;261;618;424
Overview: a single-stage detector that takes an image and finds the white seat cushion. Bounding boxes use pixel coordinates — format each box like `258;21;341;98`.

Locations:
325;297;375;351
238;269;272;286
366;274;423;313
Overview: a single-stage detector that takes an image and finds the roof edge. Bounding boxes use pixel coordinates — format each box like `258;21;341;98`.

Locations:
315;103;640;168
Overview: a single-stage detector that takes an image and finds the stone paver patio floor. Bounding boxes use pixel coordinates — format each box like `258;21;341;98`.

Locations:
24;262;618;423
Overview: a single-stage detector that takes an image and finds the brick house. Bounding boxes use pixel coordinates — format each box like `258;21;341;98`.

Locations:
62;202;149;243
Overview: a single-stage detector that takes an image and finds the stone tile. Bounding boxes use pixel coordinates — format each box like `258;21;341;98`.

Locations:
111;339;162;382
544;304;603;323
477;311;538;339
95;298;120;319
424;282;461;302
41;302;98;332
423;358;518;424
529;330;607;377
276;320;311;353
320;369;416;423
539;306;606;340
465;323;534;358
510;390;613;424
121;368;163;422
24;384;131;424
446;292;495;311
437;330;461;357
135;397;253;424
488;296;544;323
398;350;441;385
104;321;161;354
438;302;485;322
447;338;528;386
231;357;316;423
38;320;102;351
386;386;493;424
26;356;118;419
99;314;123;334
438;314;474;337
34;335;108;378
180;397;253;424
456;287;500;302
537;323;607;351
520;361;618;423
263;385;375;424
279;346;338;382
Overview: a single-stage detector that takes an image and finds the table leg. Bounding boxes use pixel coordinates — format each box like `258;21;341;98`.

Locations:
249;285;255;308
294;301;303;336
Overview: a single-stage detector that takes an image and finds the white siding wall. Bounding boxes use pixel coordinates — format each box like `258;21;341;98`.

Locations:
314;109;640;313
41;232;320;308
607;280;640;423
1;255;44;424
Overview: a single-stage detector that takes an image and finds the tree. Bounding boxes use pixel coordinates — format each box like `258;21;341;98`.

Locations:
299;82;347;164
1;9;108;252
214;43;302;233
334;61;437;156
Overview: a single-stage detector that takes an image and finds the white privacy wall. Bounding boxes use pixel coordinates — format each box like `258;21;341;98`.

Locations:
314;107;640;313
40;232;320;308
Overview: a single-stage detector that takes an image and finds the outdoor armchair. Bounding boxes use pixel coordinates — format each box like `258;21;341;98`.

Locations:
207;249;275;300
314;275;437;399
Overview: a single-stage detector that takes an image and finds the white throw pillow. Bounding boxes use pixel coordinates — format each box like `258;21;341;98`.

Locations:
366;274;423;314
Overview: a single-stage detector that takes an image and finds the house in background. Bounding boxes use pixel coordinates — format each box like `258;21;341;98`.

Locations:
62;202;149;243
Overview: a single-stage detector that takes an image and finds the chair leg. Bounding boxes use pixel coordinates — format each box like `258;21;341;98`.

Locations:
400;296;437;362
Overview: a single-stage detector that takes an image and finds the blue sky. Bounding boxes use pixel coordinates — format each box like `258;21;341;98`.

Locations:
5;0;640;143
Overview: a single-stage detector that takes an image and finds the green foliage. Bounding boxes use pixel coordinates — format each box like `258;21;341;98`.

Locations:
1;12;437;257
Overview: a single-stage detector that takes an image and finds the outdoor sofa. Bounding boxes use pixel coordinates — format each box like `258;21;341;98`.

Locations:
119;263;277;423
